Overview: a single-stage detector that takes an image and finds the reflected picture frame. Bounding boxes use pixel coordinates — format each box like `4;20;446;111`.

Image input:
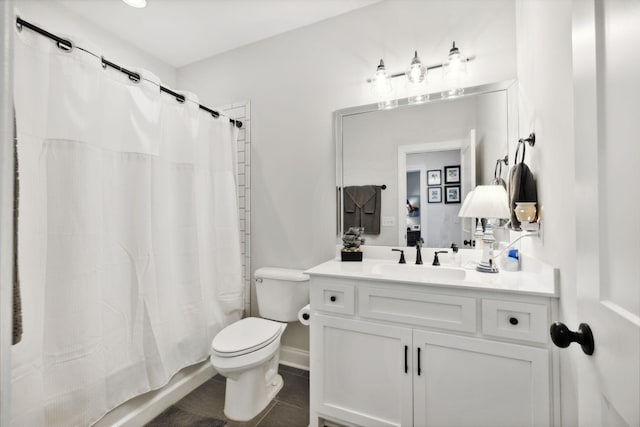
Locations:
445;185;461;204
428;187;442;203
427;169;442;186
444;165;461;184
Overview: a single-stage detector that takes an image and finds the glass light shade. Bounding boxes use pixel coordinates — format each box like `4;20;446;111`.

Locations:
443;41;467;78
122;0;147;8
371;59;392;95
457;185;510;220
405;51;427;84
514;202;537;223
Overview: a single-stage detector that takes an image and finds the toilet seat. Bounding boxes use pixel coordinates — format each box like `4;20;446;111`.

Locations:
212;317;283;357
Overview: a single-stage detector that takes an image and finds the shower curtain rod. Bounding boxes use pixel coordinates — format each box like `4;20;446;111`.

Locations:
15;16;243;129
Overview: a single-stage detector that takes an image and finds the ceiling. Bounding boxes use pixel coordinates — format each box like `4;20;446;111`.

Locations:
54;0;381;68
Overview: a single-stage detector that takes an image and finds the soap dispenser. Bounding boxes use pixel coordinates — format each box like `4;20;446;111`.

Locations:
450;243;460;266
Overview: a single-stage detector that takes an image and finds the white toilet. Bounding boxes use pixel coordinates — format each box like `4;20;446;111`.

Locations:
210;267;309;421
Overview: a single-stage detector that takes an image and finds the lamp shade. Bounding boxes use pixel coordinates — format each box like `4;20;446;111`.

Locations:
457;189;475;218
457;185;510;219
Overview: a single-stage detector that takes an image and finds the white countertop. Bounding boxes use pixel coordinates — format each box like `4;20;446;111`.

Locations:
305;255;559;298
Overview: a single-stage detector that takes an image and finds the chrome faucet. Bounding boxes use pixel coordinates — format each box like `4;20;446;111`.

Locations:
415;238;424;265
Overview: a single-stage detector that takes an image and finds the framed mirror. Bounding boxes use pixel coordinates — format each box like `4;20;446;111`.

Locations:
335;80;518;248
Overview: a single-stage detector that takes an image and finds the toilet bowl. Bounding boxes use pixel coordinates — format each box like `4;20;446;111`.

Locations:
210;267;309;422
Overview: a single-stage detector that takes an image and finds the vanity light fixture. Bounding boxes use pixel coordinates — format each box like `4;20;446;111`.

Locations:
458;185;510;273
367;43;472;108
122;0;147;8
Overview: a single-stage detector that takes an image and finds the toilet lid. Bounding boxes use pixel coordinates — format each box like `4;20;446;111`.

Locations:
212;317;282;357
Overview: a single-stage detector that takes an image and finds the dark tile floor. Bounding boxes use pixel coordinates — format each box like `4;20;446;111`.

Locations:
147;364;310;427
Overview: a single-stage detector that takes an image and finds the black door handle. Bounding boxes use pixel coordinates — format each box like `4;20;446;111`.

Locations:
330;296;336;302
404;345;408;374
417;347;421;376
550;322;595;355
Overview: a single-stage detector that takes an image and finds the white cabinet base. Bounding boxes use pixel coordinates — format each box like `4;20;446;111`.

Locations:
311;315;413;427
413;330;550;427
308;275;559;427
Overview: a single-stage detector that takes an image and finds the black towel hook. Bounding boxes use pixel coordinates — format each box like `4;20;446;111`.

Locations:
519;132;536;147
494;155;508;179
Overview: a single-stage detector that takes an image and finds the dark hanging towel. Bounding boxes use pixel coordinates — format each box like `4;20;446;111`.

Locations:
13;111;22;345
343;185;381;235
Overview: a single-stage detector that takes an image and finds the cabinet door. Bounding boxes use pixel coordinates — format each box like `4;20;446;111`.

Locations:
413;330;551;427
311;315;413;427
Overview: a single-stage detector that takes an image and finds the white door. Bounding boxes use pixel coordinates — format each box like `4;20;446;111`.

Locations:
310;315;413;427
413;330;550;427
459;129;476;243
573;1;640;425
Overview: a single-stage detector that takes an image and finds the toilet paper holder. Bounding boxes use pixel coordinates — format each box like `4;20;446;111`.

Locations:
298;304;311;325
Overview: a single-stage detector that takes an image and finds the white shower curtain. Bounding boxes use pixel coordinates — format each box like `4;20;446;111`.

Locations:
11;24;244;427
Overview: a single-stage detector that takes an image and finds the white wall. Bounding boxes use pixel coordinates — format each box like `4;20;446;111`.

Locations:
475;90;509;186
15;0;176;86
178;0;517;351
515;0;577;425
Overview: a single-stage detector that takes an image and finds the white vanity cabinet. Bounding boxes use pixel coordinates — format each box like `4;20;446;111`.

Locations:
308;271;559;427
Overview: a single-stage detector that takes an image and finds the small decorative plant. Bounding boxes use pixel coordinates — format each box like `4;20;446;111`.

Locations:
341;227;364;261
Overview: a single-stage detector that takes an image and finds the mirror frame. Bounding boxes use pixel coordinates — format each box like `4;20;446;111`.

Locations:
334;80;518;244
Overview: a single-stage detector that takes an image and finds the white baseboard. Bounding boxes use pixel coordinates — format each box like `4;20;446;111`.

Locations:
280;345;310;371
94;360;216;427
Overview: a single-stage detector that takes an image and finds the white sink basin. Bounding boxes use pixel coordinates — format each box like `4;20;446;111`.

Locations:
370;263;466;282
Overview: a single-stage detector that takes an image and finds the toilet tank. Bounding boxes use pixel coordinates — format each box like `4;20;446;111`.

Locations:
255;267;310;322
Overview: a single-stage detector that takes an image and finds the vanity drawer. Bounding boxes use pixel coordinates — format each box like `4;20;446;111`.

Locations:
358;287;477;333
481;299;549;344
311;280;355;316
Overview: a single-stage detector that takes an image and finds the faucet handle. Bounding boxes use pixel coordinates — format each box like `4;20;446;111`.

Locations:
416;238;424;248
392;249;406;264
432;250;449;266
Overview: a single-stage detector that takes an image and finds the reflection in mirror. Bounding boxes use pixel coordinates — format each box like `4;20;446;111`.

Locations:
336;80;517;248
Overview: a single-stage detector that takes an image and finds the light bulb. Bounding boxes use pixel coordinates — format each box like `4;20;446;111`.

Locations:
405;51;426;84
443;41;467;79
371;59;392;95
